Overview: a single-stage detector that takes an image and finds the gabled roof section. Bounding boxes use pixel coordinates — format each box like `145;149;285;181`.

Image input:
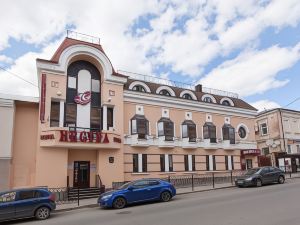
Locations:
36;38;127;78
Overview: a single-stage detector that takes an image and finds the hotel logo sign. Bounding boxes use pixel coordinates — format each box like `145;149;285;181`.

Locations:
74;91;91;105
59;130;109;143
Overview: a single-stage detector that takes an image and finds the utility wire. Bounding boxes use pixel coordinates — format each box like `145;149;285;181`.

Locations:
283;96;300;108
0;65;38;88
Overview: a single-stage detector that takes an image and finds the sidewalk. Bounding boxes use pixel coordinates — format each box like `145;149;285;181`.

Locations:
55;174;300;212
55;183;234;212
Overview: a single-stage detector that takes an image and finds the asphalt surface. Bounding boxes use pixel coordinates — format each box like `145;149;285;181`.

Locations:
6;178;300;225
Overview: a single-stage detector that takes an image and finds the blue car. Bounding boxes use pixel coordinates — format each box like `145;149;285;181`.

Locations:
0;188;56;222
98;179;176;209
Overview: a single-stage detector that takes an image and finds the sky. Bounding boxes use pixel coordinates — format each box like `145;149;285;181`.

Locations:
0;0;300;111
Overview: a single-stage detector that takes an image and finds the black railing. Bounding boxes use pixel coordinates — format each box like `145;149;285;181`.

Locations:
112;171;245;190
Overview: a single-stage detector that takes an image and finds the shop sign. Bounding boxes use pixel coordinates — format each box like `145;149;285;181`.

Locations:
74;91;91;105
40;134;55;140
59;130;109;143
242;149;261;156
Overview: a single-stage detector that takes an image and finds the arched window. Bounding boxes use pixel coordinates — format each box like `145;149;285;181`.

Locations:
203;122;216;143
131;115;149;139
158;117;174;141
203;97;213;103
159;89;171;96
65;60;101;131
132;85;146;92
222;100;231;106
222;124;235;144
182;93;193;100
182;120;196;142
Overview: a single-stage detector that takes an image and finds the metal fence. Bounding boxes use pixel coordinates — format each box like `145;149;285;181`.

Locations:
112;171;246;190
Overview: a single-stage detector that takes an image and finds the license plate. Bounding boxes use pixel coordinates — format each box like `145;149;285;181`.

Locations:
237;181;243;184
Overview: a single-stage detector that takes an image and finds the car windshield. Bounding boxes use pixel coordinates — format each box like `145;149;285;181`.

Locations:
245;168;260;175
117;181;134;190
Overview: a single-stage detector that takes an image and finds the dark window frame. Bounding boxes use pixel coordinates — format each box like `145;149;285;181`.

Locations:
203;122;217;143
50;101;60;127
158;118;174;141
132;85;146;92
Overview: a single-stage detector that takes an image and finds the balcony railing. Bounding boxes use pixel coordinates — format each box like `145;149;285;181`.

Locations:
120;70;239;99
67;30;100;45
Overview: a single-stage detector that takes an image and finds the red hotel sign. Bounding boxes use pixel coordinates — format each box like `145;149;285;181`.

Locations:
241;149;261;156
59;130;109;143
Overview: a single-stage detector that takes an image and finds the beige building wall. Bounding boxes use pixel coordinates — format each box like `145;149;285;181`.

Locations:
0;98;15;191
11;102;39;188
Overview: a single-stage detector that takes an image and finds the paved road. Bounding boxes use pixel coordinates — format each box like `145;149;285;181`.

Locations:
8;179;300;225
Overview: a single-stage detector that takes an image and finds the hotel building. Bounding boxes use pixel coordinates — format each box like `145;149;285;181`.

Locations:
0;33;259;191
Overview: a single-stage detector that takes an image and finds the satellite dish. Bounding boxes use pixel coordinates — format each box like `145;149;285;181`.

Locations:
266;139;274;146
274;140;280;145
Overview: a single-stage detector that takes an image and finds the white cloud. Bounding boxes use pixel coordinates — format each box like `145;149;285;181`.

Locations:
0;55;13;64
199;43;300;97
1;0;300;97
251;99;281;112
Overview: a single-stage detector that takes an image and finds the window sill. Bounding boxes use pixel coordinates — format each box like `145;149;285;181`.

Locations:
183;172;197;174
159;172;176;175
131;173;150;175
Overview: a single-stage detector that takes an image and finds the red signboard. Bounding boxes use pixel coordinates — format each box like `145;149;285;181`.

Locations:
59;130;109;143
74;91;91;105
241;149;261;156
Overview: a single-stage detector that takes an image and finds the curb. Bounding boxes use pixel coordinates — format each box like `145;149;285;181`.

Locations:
54;185;235;213
54;176;300;213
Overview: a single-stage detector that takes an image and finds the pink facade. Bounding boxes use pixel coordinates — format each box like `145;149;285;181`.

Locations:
3;35;259;190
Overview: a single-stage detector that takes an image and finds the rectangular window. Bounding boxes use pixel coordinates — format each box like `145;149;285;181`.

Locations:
189;125;197;142
132;154;147;173
90;108;101;130
225;156;234;171
184;155;189;171
142;154;147;172
131;118;148;139
133;154;138;173
50;101;60;127
185;155;196;171
164;122;174;140
204;125;216;143
182;125;188;138
91;92;100;107
223;127;235;144
262;147;270;155
160;154;173;172
169;155;173;172
297;145;300;153
158;122;164;136
66;88;77;103
260;123;268;135
65;103;76;127
107;108;114;129
287;145;292;154
160;154;165;172
206;155;216;171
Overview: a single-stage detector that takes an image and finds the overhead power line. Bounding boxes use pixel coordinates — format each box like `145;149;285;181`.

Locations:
283;97;300;108
0;65;38;88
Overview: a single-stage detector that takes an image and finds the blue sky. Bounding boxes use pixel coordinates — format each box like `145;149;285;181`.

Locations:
0;0;300;111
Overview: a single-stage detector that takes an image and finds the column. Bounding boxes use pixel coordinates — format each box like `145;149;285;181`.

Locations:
103;105;107;131
59;100;64;127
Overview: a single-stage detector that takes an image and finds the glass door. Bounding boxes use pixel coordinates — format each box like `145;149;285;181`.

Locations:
73;161;90;188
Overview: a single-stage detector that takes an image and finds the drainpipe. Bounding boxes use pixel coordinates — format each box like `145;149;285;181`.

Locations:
279;109;286;153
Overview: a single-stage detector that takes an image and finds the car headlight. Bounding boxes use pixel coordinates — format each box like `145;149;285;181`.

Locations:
245;177;253;181
101;194;112;200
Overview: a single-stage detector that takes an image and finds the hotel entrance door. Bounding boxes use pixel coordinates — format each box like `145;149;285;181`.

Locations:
73;161;90;188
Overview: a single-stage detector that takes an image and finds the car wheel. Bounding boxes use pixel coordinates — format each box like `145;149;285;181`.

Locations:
160;191;171;202
278;176;285;184
35;207;50;220
112;197;126;209
256;179;262;187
